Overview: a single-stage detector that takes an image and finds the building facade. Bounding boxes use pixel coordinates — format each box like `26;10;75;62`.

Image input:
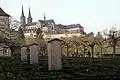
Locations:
0;8;10;28
20;6;85;37
0;7;10;41
0;7;12;56
56;24;84;34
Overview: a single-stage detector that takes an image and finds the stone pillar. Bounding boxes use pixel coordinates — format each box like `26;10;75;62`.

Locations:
30;44;39;64
0;47;3;56
21;47;28;61
48;39;62;70
7;48;11;56
3;48;7;56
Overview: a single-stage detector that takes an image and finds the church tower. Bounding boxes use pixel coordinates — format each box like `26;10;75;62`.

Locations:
44;12;46;21
44;12;47;25
27;7;32;24
20;6;26;26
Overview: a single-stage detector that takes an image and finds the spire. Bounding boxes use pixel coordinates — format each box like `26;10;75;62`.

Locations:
28;7;31;18
21;5;25;17
20;5;26;26
27;6;32;24
44;12;46;21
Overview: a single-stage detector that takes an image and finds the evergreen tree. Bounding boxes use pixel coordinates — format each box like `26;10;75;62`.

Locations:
18;27;25;39
36;28;42;37
36;28;47;56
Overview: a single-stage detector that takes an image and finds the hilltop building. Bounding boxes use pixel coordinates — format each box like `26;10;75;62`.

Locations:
20;6;85;38
20;6;56;36
56;24;84;34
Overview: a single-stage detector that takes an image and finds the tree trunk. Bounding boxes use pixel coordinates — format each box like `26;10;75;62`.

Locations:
100;44;102;58
66;45;69;57
9;46;14;56
113;43;116;58
14;47;21;56
75;44;78;57
83;45;86;57
91;46;94;58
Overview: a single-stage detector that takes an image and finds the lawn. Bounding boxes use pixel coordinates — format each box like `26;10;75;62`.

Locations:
0;56;120;80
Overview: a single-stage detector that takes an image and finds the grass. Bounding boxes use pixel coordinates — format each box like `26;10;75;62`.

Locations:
0;56;119;79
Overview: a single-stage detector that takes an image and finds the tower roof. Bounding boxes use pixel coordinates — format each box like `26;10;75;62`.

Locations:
0;7;10;16
21;6;25;17
28;7;32;18
44;12;46;21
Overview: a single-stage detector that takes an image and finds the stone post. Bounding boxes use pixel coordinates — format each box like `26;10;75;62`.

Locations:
0;47;3;56
30;44;39;64
48;38;62;70
7;48;11;56
21;46;28;61
3;48;7;56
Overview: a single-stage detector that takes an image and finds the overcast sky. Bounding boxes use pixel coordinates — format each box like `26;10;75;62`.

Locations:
1;0;120;34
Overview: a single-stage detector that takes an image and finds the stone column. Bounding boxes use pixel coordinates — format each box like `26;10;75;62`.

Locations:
30;44;39;64
3;48;7;56
7;48;11;56
48;39;62;70
21;47;28;61
0;47;3;56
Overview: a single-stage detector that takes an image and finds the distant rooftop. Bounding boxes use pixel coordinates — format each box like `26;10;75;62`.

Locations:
56;24;83;29
56;24;68;29
38;19;55;25
25;22;37;26
0;7;10;16
67;24;83;29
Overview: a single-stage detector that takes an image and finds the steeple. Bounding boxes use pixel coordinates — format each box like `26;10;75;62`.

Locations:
28;7;31;18
44;12;46;21
21;5;25;17
27;7;32;24
20;5;26;26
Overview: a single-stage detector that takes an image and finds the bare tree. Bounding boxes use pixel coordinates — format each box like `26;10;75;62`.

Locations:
61;37;73;56
9;16;20;30
104;29;120;58
78;36;89;57
6;28;25;56
71;36;81;56
95;32;104;57
88;38;96;57
87;32;98;57
36;28;47;56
